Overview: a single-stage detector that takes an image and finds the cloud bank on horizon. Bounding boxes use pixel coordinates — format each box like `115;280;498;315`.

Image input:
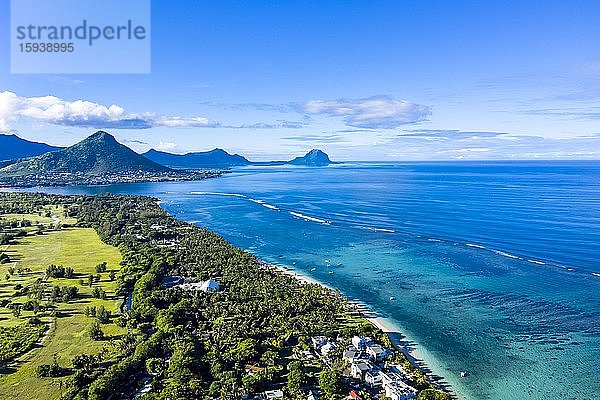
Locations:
0;91;217;131
300;96;431;129
1;90;599;161
0;91;430;132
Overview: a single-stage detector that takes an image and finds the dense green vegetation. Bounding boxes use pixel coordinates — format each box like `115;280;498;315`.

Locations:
0;322;46;362
0;196;125;400
0;192;447;400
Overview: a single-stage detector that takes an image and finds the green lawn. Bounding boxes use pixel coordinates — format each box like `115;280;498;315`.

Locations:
0;217;126;400
0;213;55;225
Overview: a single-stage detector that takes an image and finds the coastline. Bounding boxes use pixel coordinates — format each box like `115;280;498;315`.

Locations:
261;260;457;398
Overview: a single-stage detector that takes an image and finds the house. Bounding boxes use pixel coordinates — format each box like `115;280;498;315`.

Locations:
381;371;404;386
263;389;284;400
343;347;360;363
351;335;373;350
321;341;336;355
311;336;328;349
383;381;417;400
388;364;411;380
200;279;220;292
366;344;390;361
350;361;371;380
307;390;319;400
347;391;364;400
365;369;383;387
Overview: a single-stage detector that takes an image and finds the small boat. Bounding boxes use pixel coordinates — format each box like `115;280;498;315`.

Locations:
389;296;396;301
311;268;316;272
325;259;331;263
292;262;296;265
460;371;467;378
329;271;334;274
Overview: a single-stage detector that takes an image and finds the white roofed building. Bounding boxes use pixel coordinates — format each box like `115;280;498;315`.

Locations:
366;343;391;361
200;279;220;292
383;380;417;400
351;361;371;380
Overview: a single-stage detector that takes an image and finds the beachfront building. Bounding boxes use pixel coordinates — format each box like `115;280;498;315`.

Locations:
307;390;319;400
381;371;404;386
366;343;391;361
365;369;383;387
350;360;371;380
343;347;360;363
351;335;373;350
383;380;417;400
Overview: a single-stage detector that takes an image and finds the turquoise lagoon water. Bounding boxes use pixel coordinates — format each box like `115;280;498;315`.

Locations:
28;162;600;399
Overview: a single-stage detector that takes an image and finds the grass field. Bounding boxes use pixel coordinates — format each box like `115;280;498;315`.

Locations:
0;209;126;400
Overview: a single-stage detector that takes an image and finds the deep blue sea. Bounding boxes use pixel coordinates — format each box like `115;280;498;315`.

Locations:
26;161;600;400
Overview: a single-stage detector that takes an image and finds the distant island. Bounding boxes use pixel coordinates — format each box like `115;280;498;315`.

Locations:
0;132;335;187
143;147;334;168
142;148;252;169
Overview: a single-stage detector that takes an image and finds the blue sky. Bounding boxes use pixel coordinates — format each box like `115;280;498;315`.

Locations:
1;0;600;160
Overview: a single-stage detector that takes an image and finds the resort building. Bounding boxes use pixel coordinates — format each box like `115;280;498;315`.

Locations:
381;371;404;386
366;343;390;361
365;369;383;387
200;278;220;292
383;380;417;400
350;361;371;380
351;335;373;350
343;347;360;363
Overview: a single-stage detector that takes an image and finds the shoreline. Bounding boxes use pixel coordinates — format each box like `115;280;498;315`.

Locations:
261;260;457;398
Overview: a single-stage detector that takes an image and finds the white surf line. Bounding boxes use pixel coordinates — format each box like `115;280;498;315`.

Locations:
492;250;521;259
592;273;600;278
363;226;396;233
466;243;486;249
289;211;331;225
190;191;247;198
248;198;280;211
527;259;546;265
191;191;282;211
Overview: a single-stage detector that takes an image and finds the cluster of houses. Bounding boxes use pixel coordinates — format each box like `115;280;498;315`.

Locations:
311;335;418;400
345;336;417;400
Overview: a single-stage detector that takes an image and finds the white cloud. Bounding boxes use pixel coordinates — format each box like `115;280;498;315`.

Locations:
153;116;214;127
300;95;431;129
0;91;218;131
157;141;177;150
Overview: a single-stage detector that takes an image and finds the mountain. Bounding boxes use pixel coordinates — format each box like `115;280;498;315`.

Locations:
143;148;250;169
0;134;63;162
288;149;332;166
0;131;170;177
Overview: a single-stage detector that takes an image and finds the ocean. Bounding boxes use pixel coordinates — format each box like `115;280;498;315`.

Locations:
27;161;600;400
